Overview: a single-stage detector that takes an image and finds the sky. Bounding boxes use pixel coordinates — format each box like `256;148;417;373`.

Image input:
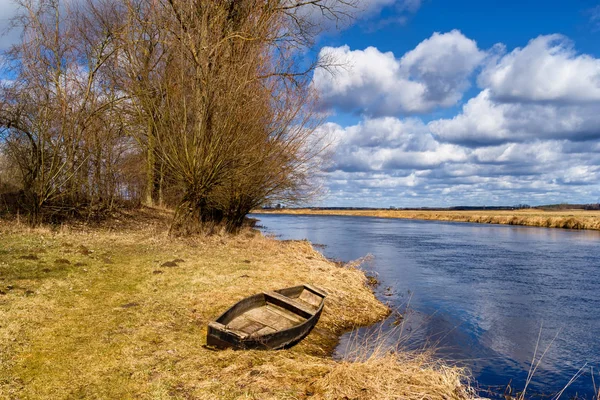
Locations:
308;0;600;207
2;0;600;207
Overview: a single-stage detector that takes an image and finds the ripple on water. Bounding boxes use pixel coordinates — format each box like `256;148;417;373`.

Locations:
257;214;600;399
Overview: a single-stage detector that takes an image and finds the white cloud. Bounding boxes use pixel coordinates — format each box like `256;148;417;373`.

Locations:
561;165;598;184
329;116;431;149
400;30;486;105
357;0;420;16
0;0;21;51
313;32;600;207
288;0;421;31
470;142;569;176
589;5;600;30
314;113;600;207
428;90;600;145
323;117;468;173
313;30;486;115
479;34;600;104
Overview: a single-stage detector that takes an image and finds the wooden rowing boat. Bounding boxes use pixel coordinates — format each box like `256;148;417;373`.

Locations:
206;284;327;350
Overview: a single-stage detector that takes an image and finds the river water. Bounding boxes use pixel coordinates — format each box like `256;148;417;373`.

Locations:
254;213;600;399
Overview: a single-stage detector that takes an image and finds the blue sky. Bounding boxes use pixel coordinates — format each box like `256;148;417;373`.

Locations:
306;0;600;207
2;0;600;208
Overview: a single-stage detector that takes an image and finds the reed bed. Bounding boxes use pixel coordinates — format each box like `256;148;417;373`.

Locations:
0;216;476;399
312;352;475;400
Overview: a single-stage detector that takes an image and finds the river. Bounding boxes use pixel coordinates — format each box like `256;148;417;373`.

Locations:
255;213;600;399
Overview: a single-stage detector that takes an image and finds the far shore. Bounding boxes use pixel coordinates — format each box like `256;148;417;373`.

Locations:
254;208;600;231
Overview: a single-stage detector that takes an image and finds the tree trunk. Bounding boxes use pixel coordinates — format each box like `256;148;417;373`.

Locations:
169;187;227;236
145;122;156;206
158;158;164;207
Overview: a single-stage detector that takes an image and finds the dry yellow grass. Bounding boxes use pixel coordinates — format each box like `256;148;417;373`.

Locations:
258;208;600;230
0;216;477;399
313;352;473;400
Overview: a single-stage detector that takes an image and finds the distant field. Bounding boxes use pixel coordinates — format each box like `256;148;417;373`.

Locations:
257;208;600;231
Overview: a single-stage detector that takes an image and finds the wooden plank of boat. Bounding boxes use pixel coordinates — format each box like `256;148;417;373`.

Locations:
206;284;327;350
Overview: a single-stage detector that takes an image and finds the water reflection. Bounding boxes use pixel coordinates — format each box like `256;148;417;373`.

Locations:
256;214;600;399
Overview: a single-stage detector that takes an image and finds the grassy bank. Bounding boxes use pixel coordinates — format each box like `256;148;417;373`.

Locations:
0;214;474;399
257;208;600;231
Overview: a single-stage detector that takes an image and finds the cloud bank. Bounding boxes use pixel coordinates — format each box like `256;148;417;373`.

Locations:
312;32;600;206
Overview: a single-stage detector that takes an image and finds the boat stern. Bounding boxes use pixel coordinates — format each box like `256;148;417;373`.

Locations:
206;322;248;349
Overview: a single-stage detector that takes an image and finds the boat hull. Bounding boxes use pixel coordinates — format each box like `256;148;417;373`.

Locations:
206;284;326;350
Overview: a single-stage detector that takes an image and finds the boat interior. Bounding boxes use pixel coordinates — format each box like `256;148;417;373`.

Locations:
220;285;325;337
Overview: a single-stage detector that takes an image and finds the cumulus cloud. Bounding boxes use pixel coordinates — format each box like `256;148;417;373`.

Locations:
314;114;600;207
401;30;486;104
471;141;563;165
427;34;600;145
0;0;21;51
323;117;468;173
428;89;600;145
313;32;600;207
479;34;600;104
313;30;486;115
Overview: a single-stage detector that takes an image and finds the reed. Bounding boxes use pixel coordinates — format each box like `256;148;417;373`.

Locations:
317;304;479;400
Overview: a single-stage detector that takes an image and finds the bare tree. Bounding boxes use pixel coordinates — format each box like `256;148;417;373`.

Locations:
0;0;125;223
0;0;351;230
115;0;169;207
123;0;348;234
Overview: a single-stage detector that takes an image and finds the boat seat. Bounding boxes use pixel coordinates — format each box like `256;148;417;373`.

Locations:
264;291;316;318
304;284;327;298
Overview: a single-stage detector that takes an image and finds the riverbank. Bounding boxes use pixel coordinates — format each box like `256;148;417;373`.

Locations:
0;215;475;399
256;208;600;230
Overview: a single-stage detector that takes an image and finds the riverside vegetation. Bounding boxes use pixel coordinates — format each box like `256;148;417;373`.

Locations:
0;0;340;233
0;212;476;399
258;208;600;231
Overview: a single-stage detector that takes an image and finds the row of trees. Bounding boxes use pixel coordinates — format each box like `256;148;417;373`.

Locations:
0;0;352;233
